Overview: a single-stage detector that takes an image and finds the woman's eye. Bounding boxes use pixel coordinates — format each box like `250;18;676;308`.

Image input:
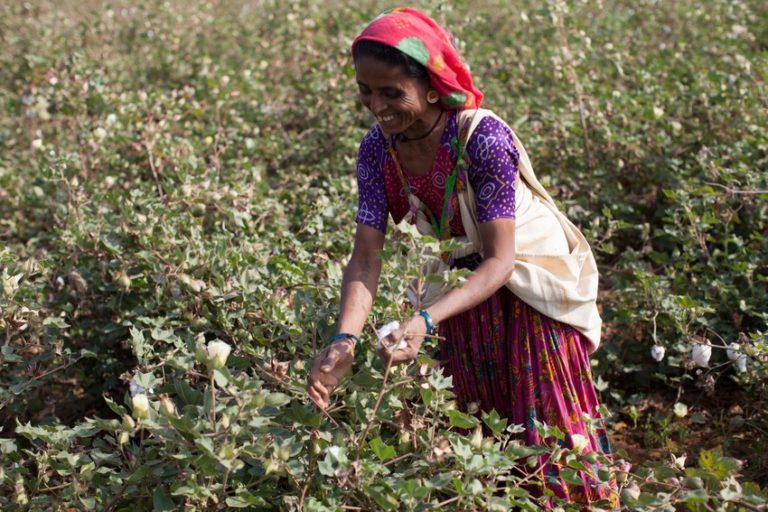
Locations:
383;90;402;99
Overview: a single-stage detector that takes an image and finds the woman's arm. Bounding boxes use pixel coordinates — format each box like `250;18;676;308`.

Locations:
427;218;515;323
337;224;385;335
380;219;515;362
307;224;385;409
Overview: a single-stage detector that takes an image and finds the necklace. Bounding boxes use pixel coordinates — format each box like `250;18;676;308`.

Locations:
398;110;444;142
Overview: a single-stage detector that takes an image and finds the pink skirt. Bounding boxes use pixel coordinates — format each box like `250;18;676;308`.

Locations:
439;283;619;507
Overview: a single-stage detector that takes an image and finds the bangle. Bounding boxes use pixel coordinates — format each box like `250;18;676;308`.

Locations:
418;310;434;336
329;333;362;353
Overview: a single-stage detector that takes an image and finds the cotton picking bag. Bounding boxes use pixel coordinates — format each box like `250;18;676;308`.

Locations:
401;108;603;351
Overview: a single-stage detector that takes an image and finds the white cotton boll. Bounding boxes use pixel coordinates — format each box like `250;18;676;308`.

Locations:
206;340;232;370
376;321;407;353
571;433;589;453
727;343;747;372
691;342;712;367
650;345;666;362
726;342;740;361
377;321;400;340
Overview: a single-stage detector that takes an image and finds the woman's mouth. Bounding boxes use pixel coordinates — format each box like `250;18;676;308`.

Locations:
377;114;396;125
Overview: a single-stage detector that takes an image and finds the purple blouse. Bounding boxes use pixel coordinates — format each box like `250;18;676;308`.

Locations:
355;111;519;235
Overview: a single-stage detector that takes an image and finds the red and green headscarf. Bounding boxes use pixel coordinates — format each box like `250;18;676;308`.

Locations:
352;7;484;110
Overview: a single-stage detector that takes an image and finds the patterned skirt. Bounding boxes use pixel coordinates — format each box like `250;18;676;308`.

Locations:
439;256;619;507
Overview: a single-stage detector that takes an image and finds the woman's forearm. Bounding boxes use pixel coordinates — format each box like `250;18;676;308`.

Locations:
425;256;513;325
336;252;382;335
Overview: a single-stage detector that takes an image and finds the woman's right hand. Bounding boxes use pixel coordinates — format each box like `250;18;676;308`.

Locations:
307;338;355;410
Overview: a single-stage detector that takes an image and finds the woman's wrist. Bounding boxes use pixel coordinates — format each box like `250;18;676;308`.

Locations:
418;309;435;336
330;332;361;358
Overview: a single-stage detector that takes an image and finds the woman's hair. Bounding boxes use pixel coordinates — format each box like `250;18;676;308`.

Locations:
354;40;430;86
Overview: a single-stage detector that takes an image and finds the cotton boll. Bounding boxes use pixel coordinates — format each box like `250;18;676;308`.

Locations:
376;321;407;353
377;321;400;341
570;433;589;453
131;394;150;420
650;345;666;362
727;343;748;372
691;342;712;367
206;340;232;370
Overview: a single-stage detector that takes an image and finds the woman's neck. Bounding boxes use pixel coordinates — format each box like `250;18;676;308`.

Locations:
400;107;446;143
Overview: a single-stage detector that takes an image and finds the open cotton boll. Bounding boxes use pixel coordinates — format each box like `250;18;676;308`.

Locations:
377;321;400;340
726;342;740;361
691;342;712;367
650;345;665;362
377;321;407;352
570;433;589;453
727;342;748;372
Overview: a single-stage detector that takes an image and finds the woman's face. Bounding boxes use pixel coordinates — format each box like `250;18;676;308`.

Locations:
355;55;435;137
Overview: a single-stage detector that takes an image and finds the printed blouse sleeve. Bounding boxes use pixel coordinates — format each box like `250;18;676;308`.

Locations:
465;116;519;223
354;128;389;233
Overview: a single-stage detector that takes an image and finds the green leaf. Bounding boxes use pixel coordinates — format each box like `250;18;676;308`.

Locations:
226;495;271;508
447;410;479;429
397;479;429;498
103;396;128;416
213;368;229;387
174;380;203;405
370;437;396;462
43;316;70;329
265;392;290;407
560;468;585;486
153;487;175;512
699;446;741;480
482;409;507;436
365;485;399;510
419;387;433;406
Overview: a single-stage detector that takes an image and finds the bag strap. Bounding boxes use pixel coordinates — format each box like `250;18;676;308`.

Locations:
386;110;479;240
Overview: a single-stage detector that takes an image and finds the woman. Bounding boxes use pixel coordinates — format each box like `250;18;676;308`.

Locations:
307;7;617;506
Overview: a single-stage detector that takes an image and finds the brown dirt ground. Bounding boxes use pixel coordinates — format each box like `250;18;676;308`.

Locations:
609;381;768;485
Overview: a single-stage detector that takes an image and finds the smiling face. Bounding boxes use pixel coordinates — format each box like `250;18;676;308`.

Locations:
355;55;440;137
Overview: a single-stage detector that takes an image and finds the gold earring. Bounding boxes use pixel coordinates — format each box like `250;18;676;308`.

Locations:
427;91;439;104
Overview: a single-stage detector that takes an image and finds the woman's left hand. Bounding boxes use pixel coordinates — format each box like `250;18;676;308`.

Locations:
377;314;428;365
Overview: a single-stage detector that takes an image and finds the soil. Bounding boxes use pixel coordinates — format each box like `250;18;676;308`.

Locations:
609;379;768;485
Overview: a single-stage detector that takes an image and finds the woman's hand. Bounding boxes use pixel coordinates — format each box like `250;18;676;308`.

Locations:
377;314;428;365
307;338;355;410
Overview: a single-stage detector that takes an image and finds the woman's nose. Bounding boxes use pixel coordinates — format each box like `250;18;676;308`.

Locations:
369;95;386;115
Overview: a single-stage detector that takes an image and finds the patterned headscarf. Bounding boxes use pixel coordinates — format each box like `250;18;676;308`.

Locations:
352;7;484;110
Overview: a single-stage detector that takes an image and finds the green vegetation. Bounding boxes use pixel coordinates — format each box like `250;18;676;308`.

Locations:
1;0;766;510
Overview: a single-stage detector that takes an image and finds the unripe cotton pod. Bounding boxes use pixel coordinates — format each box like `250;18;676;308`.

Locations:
621;484;641;502
114;271;131;291
122;414;136;430
470;426;483;450
159;396;177;417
